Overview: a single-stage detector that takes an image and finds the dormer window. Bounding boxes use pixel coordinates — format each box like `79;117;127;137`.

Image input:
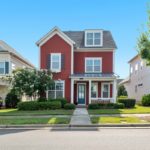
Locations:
85;30;103;47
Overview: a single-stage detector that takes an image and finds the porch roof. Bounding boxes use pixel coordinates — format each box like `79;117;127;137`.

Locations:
70;73;118;79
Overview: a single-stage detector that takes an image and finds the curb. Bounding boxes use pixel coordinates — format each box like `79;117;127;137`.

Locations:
0;123;150;129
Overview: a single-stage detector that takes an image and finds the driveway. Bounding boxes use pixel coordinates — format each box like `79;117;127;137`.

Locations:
0;128;150;150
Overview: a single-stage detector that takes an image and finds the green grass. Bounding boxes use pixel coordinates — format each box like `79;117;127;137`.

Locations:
88;105;150;115
0;117;70;125
0;109;73;116
91;116;147;124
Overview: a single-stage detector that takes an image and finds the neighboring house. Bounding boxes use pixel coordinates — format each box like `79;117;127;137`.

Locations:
36;27;118;105
120;54;150;101
0;40;35;101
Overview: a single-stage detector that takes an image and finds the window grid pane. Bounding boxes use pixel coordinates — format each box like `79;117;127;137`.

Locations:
0;62;5;74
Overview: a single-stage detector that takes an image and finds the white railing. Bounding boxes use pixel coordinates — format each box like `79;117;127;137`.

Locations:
91;97;114;103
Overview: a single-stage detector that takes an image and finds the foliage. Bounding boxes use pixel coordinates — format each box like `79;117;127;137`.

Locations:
114;103;125;109
117;85;128;97
0;100;3;108
37;97;47;102
141;94;150;106
137;7;150;65
12;68;53;99
64;103;75;109
88;104;100;109
17;101;61;110
5;91;20;108
117;98;136;108
48;98;67;108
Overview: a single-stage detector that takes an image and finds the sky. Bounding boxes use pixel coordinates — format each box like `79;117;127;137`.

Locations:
0;0;148;78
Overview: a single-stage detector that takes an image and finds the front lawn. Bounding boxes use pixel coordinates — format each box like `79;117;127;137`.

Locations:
91;116;148;124
0;109;74;116
88;105;150;115
0;117;70;125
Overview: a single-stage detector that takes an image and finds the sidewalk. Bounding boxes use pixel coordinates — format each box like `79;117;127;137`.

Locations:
70;108;91;125
90;114;150;117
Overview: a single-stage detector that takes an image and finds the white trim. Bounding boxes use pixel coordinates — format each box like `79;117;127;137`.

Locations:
71;44;74;74
89;80;91;104
113;79;117;103
74;49;115;52
84;30;103;47
71;79;74;104
50;53;61;72
77;83;86;105
85;57;102;73
36;26;75;47
101;82;110;98
91;82;98;98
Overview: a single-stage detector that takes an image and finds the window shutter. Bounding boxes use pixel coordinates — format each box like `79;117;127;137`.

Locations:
61;54;65;70
47;54;51;70
5;62;9;74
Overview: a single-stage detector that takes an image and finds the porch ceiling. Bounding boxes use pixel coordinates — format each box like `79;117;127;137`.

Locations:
70;73;118;79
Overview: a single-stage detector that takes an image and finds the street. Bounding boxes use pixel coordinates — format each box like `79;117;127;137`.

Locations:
0;127;150;150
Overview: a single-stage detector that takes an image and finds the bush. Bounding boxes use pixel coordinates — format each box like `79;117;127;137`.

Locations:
37;97;47;102
141;94;150;106
88;104;100;109
118;98;136;108
106;103;114;109
64;103;75;109
17;101;61;110
0;100;3;108
114;103;125;109
48;98;67;108
5;91;20;108
98;103;105;108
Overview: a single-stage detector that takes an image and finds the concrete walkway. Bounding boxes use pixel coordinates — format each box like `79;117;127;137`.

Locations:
70;108;91;125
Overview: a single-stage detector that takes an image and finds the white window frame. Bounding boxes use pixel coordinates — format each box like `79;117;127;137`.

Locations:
130;66;133;74
85;57;102;73
91;82;98;98
47;80;65;99
101;83;110;98
0;62;5;75
51;53;61;72
85;30;103;47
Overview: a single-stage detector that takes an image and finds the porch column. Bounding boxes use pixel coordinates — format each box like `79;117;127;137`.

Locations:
71;78;74;104
113;79;117;103
89;80;91;104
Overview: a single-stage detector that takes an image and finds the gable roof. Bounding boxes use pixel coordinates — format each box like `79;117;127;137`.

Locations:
0;40;35;68
63;30;117;49
36;26;75;47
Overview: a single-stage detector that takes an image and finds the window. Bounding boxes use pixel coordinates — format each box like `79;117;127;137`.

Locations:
85;58;102;73
85;30;103;47
48;81;64;99
51;53;61;72
0;62;5;74
135;63;138;71
91;83;98;98
102;83;110;98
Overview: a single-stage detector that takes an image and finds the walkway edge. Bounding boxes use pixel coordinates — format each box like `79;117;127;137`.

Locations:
0;123;150;128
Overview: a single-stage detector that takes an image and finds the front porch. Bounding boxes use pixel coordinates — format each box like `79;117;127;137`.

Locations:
70;74;117;105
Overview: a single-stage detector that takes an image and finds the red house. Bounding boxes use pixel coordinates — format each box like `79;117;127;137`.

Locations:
36;27;117;105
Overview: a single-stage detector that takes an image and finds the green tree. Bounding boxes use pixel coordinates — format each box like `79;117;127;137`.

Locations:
117;85;128;97
12;68;53;99
137;6;150;65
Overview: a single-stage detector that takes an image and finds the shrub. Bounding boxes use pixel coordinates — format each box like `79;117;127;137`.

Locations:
141;94;150;106
118;96;128;98
37;97;47;102
98;103;105;108
0;100;3;108
106;103;114;109
64;103;75;109
88;104;100;109
5;91;20;108
118;98;136;108
17;101;61;110
114;103;125;109
48;98;67;108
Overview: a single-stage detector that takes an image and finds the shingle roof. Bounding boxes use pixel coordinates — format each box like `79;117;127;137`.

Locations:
70;73;117;78
0;40;35;68
63;31;117;49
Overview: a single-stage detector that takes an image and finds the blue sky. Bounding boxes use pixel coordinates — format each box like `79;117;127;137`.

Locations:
0;0;148;78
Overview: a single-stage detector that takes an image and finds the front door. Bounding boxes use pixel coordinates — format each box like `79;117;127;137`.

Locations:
78;84;86;105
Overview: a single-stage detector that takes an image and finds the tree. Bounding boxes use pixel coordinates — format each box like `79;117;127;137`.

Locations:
117;85;128;97
137;6;150;65
11;68;53;99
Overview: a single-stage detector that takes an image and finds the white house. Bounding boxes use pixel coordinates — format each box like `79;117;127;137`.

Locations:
120;54;150;101
0;40;35;101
